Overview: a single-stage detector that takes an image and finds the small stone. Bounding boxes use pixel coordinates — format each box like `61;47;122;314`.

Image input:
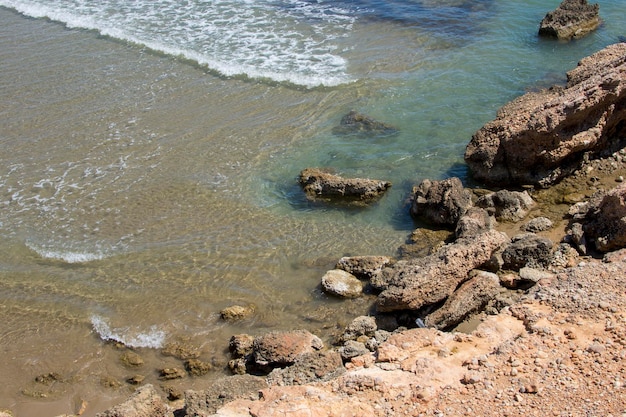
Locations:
321;269;363;298
158;368;186;380
120;351;144;368
220;304;256;322
126;375;145;385
185;359;212;376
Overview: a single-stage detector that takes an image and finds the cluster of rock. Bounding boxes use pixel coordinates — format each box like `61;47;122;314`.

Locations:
538;0;601;40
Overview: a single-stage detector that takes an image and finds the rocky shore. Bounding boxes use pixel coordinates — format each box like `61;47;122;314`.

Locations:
5;31;624;417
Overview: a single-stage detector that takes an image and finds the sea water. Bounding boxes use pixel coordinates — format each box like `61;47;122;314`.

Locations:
0;1;624;415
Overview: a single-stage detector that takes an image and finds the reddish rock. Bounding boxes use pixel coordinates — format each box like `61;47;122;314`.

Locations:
253;330;324;367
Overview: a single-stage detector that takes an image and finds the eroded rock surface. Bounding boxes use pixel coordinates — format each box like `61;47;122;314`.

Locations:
538;0;601;40
465;43;626;187
410;177;473;226
299;168;391;204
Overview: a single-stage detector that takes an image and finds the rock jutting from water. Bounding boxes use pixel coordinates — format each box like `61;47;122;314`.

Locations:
331;110;399;137
538;0;601;40
464;42;626;188
298;167;391;205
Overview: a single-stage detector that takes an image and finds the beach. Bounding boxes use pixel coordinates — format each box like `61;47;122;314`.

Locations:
1;1;625;415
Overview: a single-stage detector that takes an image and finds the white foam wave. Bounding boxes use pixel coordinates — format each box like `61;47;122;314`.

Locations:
0;0;356;87
26;241;109;263
91;314;166;349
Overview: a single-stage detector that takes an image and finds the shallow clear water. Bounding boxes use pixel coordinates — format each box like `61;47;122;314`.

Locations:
0;1;624;415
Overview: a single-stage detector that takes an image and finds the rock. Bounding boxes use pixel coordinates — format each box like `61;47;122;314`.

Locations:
321;269;363;298
158;368;186;380
410;177;473;226
465;43;626;187
397;228;453;259
120;351;144;368
455;207;495;239
538;0;601;40
425;270;501;330
335;256;392;280
523;217;554;232
266;350;345;386
220;304;256;322
229;334;255;358
339;340;370;361
476;190;535;222
161;341;201;360
519;267;555;284
374;229;509;312
501;234;554;270
253;330;324;367
341;316;378;342
298;168;391;205
332;110;398;137
184;375;268;416
126;375;145;385
185;359;212;376
95;384;168;417
582;183;626;252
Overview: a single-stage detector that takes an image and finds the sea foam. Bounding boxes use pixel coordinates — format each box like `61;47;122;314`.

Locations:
0;0;356;87
90;314;166;349
26;241;109;263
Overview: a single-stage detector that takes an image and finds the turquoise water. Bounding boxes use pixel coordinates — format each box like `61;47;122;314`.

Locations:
0;1;624;415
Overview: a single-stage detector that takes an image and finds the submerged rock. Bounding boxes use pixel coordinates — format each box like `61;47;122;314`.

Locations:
539;0;600;40
465;43;626;187
95;384;169;417
332;110;398;137
298;168;391;205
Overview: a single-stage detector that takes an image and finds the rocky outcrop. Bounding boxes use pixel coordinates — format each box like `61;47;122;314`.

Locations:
266;350;345;386
410;177;473;226
373;229;509;312
464;42;626;188
298;168;391;204
321;269;363;298
501;234;554;270
425;270;501;330
475;190;535;222
332;110;398;137
95;384;169;417
567;183;626;252
184;375;268;416
538;0;601;40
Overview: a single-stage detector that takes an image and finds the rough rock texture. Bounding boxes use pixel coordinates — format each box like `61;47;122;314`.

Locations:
410;177;473;226
184;375;268;417
298;168;391;204
581;183;626;252
538;0;601;40
475;190;535;222
501;233;554;270
253;330;324;367
373;229;509;312
95;384;169;417
332;110;398;137
220;304;255;322
320;269;364;298
334;256;392;280
454;207;495;239
424;270;502;330
266;350;345;386
465;42;626;187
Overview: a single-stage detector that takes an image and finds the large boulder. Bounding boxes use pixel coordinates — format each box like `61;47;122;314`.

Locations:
373;229;509;312
298;168;391;204
464;43;626;188
538;0;601;40
424;270;501;330
95;384;169;417
410;177;473;226
253;330;324;368
575;183;626;252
